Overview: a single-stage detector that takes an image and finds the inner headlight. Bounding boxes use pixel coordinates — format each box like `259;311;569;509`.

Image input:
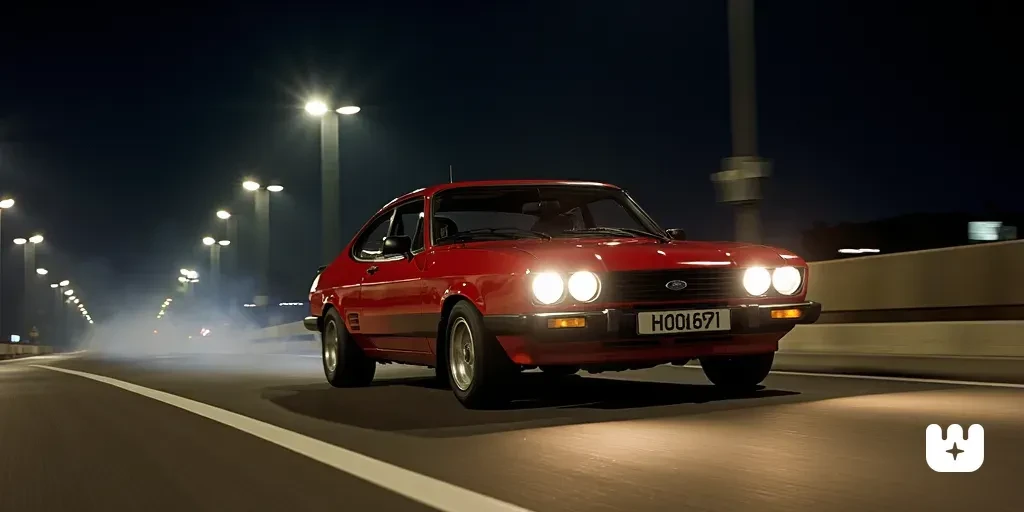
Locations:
772;266;802;295
567;271;601;302
742;267;772;296
531;272;564;305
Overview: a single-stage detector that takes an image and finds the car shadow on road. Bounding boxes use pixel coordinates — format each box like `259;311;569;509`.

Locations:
262;373;800;436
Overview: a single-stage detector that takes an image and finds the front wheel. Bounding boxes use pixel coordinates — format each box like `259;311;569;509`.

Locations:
322;309;376;387
446;301;515;408
699;353;774;391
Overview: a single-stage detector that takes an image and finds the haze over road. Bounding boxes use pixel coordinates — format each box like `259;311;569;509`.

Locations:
2;352;1021;511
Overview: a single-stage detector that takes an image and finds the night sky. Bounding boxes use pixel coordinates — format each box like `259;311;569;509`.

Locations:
0;1;1018;320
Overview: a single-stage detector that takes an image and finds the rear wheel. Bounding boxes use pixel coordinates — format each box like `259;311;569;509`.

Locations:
446;301;515;408
699;353;774;391
322;309;376;387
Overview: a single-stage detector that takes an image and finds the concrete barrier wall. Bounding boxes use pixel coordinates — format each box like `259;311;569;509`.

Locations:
805;239;1024;312
0;344;54;360
245;240;1024;380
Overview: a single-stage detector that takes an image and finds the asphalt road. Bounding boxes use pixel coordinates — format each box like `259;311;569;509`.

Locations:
2;351;1022;511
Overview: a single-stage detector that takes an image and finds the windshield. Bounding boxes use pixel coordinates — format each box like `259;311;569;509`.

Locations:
431;185;665;244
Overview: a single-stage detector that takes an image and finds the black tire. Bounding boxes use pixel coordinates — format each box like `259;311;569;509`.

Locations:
322;308;376;387
699;352;775;391
539;365;580;377
444;301;516;408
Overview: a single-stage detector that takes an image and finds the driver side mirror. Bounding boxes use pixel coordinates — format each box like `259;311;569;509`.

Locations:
665;228;687;241
382;235;413;258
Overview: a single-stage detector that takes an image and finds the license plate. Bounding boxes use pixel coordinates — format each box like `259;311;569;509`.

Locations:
637;309;731;335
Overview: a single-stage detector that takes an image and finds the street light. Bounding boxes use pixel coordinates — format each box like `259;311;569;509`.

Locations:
202;236;215;246
0;198;13;339
178;276;187;283
242;180;260;191
64;289;74;296
218;240;230;246
216;210;231;220
337;106;360;115
0;198;14;209
50;283;58;288
28;235;43;244
36;268;48;275
305;100;329;116
60;280;69;286
266;185;284;193
13;238;26;245
73;298;79;304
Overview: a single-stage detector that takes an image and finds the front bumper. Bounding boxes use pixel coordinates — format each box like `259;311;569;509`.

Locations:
483;301;821;343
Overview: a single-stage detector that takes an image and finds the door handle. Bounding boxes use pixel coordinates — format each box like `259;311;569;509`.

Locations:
366;265;379;275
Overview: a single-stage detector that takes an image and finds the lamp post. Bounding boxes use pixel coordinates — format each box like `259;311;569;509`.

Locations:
241;180;282;309
306;99;360;264
711;0;770;244
0;197;14;339
13;234;44;338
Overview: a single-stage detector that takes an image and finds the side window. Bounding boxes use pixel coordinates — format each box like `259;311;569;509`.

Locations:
354;211;394;260
391;200;426;252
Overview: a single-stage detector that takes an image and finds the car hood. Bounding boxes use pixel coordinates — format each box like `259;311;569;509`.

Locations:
483;238;797;272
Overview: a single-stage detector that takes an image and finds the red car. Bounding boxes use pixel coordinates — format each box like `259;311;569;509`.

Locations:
305;180;821;408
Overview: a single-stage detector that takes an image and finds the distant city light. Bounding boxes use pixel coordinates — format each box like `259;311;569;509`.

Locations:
278;302;304;306
838;248;881;255
243;303;256;308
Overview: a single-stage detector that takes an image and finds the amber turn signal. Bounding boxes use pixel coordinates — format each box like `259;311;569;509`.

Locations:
770;308;802;319
547;317;586;329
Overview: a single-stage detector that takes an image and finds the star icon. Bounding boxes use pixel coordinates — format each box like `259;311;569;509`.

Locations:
946;442;964;460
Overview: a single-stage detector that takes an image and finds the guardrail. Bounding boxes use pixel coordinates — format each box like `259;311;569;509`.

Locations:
0;343;54;360
244;240;1024;382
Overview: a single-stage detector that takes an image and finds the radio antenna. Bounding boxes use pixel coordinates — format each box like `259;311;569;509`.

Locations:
449;165;453;183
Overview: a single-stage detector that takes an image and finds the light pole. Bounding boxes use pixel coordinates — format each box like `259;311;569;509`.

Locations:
711;0;770;243
242;180;282;309
306;99;360;264
0;197;14;340
13;234;44;338
202;237;230;308
51;280;70;347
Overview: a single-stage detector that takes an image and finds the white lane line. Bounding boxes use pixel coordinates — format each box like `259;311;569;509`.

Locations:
32;365;534;512
676;364;1024;389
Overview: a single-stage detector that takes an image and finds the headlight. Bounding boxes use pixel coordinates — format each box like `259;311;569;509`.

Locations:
567;271;601;302
742;267;772;296
772;266;802;295
531;272;564;305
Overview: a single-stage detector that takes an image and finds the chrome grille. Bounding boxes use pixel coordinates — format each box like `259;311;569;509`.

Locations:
603;268;741;303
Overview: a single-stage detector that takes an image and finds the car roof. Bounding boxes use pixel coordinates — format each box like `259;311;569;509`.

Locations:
378;179;621;211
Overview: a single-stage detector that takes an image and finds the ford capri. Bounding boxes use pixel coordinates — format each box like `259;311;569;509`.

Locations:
305;180;821;408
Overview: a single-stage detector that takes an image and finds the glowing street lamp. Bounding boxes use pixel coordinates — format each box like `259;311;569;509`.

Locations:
59;280;70;286
36;268;48;275
336;106;360;115
218;240;230;246
178;276;187;283
266;185;283;193
202;236;216;246
50;283;59;288
216;210;231;220
73;298;79;304
64;289;74;296
28;235;43;244
242;180;261;191
0;198;14;209
13;238;26;245
305;100;329;116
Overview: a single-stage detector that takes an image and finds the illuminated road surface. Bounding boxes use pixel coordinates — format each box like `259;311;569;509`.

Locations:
2;352;1022;511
